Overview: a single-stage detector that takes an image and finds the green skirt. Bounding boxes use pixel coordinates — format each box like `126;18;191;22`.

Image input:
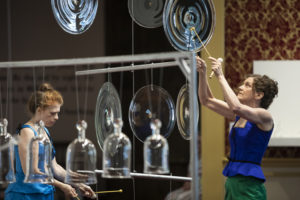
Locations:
225;175;266;200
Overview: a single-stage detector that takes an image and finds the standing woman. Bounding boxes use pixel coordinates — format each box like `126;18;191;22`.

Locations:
197;57;278;200
5;83;95;200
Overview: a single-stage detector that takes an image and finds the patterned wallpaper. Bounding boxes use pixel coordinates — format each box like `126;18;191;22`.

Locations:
225;0;300;158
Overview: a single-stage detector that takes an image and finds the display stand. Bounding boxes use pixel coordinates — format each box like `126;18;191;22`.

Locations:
0;51;200;200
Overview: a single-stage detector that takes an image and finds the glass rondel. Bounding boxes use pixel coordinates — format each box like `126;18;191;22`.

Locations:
65;120;97;185
51;0;98;34
176;84;199;140
128;0;166;28
95;82;122;151
24;121;54;183
0;118;15;185
163;0;216;52
103;119;131;178
129;85;175;142
144;119;169;174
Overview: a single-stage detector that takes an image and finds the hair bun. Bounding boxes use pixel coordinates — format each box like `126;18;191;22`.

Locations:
39;83;54;92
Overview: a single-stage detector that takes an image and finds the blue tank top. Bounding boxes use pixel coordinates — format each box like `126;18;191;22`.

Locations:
223;116;273;182
5;124;56;195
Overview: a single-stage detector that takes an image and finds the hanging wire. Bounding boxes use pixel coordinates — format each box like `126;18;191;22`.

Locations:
83;65;90;121
32;67;37;116
42;66;45;83
74;66;80;122
131;2;136;200
169;173;173;199
0;81;2;119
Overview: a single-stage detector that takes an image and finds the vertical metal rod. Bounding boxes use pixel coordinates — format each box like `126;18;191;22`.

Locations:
189;53;199;200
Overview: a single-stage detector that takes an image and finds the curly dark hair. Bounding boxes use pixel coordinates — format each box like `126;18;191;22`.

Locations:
248;74;278;109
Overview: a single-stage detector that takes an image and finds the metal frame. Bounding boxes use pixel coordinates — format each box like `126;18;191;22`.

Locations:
0;51;200;200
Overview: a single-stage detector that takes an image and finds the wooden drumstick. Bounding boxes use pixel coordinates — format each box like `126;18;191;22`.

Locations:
209;57;223;79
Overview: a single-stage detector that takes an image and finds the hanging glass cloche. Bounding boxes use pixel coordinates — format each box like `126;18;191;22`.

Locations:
144;119;169;174
0;118;16;185
65;120;97;185
24;120;54;183
103;118;131;178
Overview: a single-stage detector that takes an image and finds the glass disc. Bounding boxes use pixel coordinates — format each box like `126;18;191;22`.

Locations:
163;0;215;52
95;82;122;150
128;0;165;28
176;84;199;140
51;0;98;34
129;85;175;142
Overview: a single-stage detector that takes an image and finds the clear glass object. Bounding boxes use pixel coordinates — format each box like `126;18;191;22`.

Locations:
65;120;97;185
129;85;175;142
51;0;98;34
163;0;216;52
102;119;131;178
144;119;169;174
95;82;122;150
128;0;166;28
176;84;199;140
24;121;54;183
0;118;15;185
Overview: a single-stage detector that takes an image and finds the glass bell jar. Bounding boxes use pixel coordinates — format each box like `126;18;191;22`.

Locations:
144;119;169;174
65;120;97;185
0;118;15;185
24;120;54;183
102;118;131;178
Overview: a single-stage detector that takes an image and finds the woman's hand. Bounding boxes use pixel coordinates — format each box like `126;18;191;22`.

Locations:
78;183;97;199
60;183;78;198
208;57;223;78
196;56;207;73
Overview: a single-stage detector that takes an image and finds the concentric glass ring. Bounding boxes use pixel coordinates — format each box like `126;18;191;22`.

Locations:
128;0;166;28
95;82;122;150
51;0;98;34
129;85;175;142
163;0;215;52
176;84;199;140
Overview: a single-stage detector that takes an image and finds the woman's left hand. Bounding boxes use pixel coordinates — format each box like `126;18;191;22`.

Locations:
77;183;97;199
208;57;223;78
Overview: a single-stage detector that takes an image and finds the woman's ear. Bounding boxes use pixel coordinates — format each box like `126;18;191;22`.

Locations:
255;92;264;100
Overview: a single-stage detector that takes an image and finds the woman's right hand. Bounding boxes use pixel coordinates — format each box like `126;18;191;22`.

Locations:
196;56;207;73
60;183;78;198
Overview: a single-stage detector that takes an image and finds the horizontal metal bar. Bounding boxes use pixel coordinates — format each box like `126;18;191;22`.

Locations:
76;61;179;76
0;52;191;69
93;170;191;181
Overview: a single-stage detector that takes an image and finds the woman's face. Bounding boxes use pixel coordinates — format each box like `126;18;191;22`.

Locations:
39;103;61;127
237;77;255;103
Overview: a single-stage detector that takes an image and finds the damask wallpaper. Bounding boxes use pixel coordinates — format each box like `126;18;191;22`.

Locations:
225;0;300;158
